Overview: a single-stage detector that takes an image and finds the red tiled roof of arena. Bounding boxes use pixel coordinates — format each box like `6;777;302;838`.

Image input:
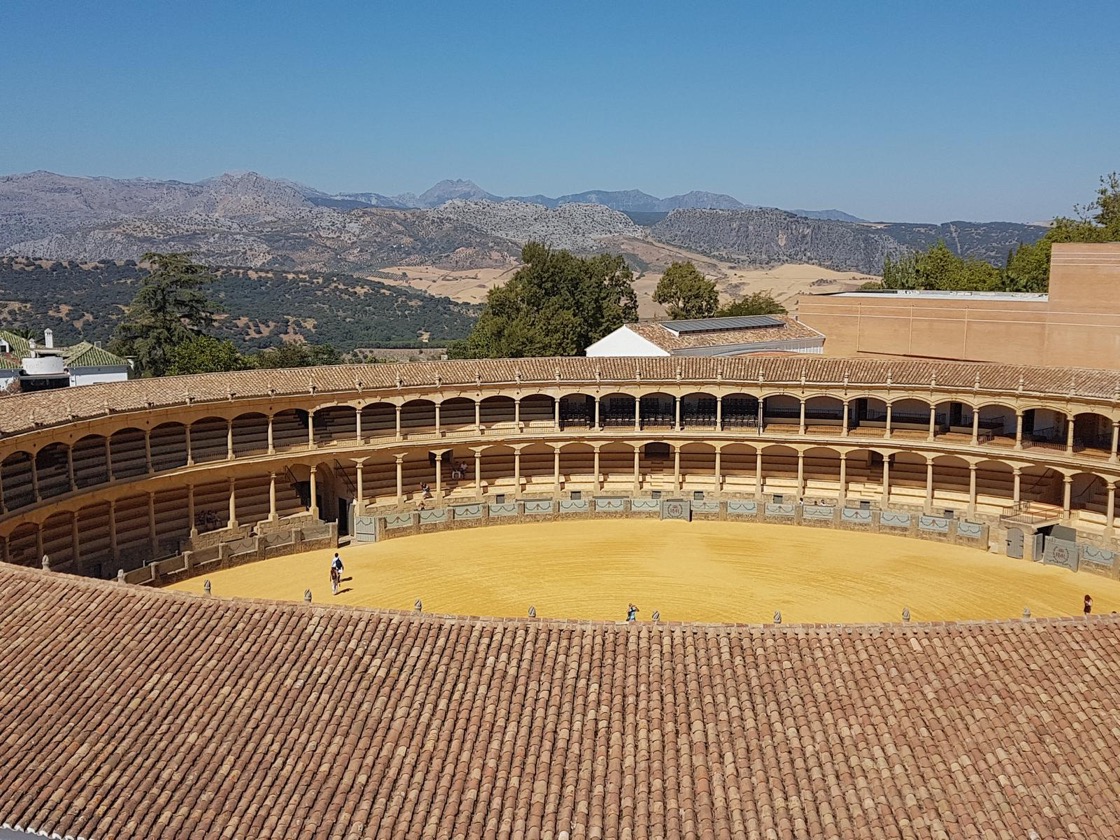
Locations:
1;564;1118;839
2;355;1120;437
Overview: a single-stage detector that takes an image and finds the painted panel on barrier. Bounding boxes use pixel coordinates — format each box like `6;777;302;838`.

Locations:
630;499;660;513
559;499;590;514
661;499;691;521
918;515;950;534
354;515;378;542
956;521;983;539
727;499;758;516
1043;537;1079;571
595;498;626;513
802;505;835;521
384;512;414;530
524;499;554;515
841;508;873;524
765;503;796;517
452;504;483;521
1081;545;1116;569
880;511;911;529
691;499;720;514
419;508;449;525
489;503;519;518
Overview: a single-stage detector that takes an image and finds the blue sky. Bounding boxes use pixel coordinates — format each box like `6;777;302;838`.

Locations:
1;0;1117;222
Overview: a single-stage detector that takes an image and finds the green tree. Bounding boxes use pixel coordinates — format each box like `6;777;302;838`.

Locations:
167;335;249;375
451;242;637;358
716;291;787;317
108;253;217;377
253;342;343;368
653;262;718;319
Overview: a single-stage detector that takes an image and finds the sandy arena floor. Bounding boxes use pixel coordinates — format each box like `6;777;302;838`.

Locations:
167;520;1120;624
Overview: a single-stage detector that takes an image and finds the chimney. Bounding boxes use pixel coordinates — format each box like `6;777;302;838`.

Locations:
44;328;53;349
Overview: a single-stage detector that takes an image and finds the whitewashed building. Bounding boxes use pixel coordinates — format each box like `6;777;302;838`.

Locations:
0;329;131;392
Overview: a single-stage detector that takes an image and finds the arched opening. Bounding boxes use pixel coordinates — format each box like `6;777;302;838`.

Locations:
719;443;757;493
680;392;718;430
7;522;39;567
760;445;798;497
599;442;636;492
890;398;933;439
1021;407;1067;449
398;450;437;501
842;449;881;504
112;493;153;571
974;460;1016;514
976;403;1018;445
35;443;71;500
803;397;845;434
761;394;799;430
77;501;113;578
149;423;188;472
802;446;842;499
519;443;556;491
599;393;635;428
1070;473;1110;528
358;451;399;504
41;510;75;571
637;441;674;492
440;397;477;434
314;405;357;446
188;417;228;464
930;455;971;512
558;393;592;429
520;395;555;429
191;481;231;536
109;428;148;479
271;409;310;451
887;451;927;508
1019;464;1064;510
559;442;595;492
640;392;675;429
479;396;517;429
154;486;191;557
71;435;109;490
1073;413;1113;456
232;413;270;458
848;397;887;437
400;399;437;437
721;393;759;430
679;442;716;492
479;445;516;494
360;402;397;439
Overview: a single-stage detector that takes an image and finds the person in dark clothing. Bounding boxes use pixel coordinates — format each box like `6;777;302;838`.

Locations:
1084;594;1093;616
627;603;638;622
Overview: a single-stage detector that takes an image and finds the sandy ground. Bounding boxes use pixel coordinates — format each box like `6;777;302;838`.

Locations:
167;520;1120;624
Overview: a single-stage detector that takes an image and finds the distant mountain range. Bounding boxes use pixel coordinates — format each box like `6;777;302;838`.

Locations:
0;170;1047;277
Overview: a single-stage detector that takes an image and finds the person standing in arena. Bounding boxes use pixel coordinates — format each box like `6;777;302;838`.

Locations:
331;552;344;595
1084;594;1093;616
627;603;639;622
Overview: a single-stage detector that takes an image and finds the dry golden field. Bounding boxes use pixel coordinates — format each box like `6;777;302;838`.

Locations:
167;521;1120;624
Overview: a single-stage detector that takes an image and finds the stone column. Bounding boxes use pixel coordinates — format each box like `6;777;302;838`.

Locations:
798;398;806;435
434;454;442;498
355;460;364;508
474;449;482;498
843;400;851;438
145;429;153;473
0;462;6;515
1062;474;1073;520
594;397;600;430
188;484;197;536
881;455;891;507
395;405;402;440
514;447;522;496
108;500;119;561
434;402;442;437
884;402;893;440
1015;411;1024;450
355;409;363;444
554;398;561;432
514;398;521;429
838;454;847;506
1111;420;1119;464
309;468;319;518
755;450;763;497
1106;482;1116;534
227;477;238;529
673;445;681;493
967;464;977;516
67;446;76;491
593;446;601;492
971;410;980;446
395;455;404;504
713;448;721;493
1012;467;1021;505
634;398;641;432
928;405;937;442
267;415;275;454
307;411;315;450
226;419;235;460
269;472;278;521
185;426;193;466
71;513;81;574
149;492;158;555
554;447;562;494
674;397;681;432
106;436;117;476
474;401;481;434
1066;416;1075;453
632;447;640;494
925;460;934;512
796;450;804;498
716;396;723;432
31;456;40;502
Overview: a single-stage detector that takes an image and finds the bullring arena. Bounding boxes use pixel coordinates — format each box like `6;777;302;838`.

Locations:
2;356;1120;838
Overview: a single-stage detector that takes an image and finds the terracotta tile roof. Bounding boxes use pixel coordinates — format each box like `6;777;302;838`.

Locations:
626;316;824;351
1;564;1119;839
1;356;1119;437
62;341;129;369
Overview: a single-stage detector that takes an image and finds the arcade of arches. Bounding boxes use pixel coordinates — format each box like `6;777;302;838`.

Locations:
3;368;1120;578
